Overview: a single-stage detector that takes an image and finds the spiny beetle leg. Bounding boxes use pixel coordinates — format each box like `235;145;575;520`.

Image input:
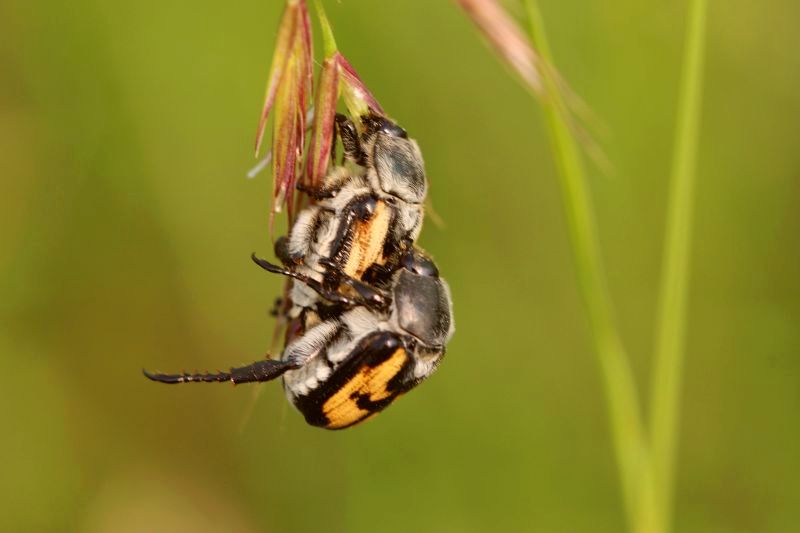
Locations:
318;258;390;309
143;358;297;385
251;253;359;306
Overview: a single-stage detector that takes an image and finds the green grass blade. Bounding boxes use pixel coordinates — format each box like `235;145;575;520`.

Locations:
650;0;709;530
313;0;338;57
522;2;653;530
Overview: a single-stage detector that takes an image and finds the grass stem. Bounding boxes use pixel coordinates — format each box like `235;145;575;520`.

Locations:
650;0;709;530
522;2;655;531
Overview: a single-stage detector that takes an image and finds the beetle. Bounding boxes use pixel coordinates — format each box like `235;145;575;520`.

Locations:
283;113;428;296
144;248;454;429
268;113;430;339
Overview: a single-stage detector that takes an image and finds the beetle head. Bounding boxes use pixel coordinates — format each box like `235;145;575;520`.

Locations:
400;249;439;278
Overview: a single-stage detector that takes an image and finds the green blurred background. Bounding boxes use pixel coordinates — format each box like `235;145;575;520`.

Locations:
1;0;798;531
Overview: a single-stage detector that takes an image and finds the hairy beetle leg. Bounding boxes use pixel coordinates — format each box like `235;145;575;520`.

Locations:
273;236;302;266
335;113;364;164
296;181;339;200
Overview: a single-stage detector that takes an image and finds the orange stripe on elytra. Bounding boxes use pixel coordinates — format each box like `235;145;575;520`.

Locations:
322;347;408;429
342;201;391;278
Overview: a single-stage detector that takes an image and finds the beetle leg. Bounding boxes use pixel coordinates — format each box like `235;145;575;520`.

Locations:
273;236;295;266
296;181;338;200
251;253;360;306
362;263;395;285
340;276;390;309
335;113;364;164
296;165;352;200
286;206;330;263
143;358;298;385
318;258;390;309
143;320;345;386
283;319;344;366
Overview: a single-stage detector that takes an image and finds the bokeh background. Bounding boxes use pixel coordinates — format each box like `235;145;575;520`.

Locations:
1;0;798;531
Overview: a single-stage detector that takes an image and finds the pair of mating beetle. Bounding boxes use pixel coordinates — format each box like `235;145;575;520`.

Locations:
145;114;454;429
